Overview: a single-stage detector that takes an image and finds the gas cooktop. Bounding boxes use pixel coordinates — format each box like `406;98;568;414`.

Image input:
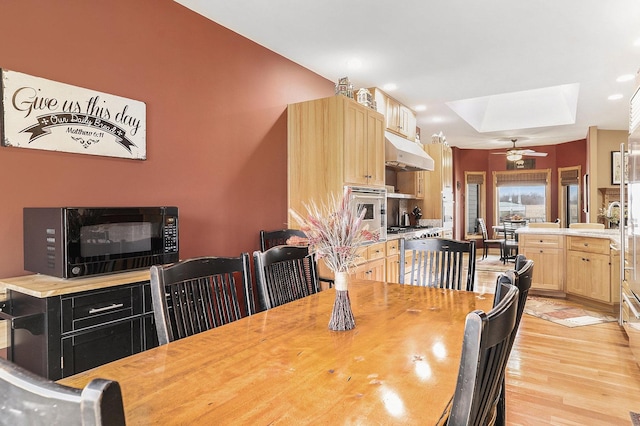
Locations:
387;226;441;239
387;225;434;233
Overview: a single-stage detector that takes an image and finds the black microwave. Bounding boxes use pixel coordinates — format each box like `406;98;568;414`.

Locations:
23;207;179;278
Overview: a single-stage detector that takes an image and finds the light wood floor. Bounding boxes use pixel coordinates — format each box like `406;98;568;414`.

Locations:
477;268;640;426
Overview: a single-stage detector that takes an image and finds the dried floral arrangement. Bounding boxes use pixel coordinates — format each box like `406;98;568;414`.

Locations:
289;188;380;331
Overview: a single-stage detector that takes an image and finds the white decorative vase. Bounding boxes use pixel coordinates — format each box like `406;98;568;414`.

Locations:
328;271;355;331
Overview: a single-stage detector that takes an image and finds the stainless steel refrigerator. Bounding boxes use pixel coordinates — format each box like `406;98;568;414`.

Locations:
620;91;640;364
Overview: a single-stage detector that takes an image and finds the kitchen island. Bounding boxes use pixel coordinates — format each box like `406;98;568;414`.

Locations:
516;227;620;312
0;270;156;380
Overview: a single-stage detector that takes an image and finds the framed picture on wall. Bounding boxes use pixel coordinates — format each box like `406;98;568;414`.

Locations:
611;151;626;185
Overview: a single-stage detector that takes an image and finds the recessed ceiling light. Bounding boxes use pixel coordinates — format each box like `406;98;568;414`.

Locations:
608;94;624;101
346;58;362;70
616;74;635;82
383;83;397;91
415;105;426;112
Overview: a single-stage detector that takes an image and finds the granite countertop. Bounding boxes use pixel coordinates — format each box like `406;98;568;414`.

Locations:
516;227;621;248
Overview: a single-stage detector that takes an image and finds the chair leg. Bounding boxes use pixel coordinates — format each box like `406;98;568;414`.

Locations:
495;379;506;426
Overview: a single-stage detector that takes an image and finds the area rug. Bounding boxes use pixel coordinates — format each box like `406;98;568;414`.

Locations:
524;296;617;327
475;255;515;273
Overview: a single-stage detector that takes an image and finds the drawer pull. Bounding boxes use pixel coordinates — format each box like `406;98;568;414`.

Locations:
89;303;124;314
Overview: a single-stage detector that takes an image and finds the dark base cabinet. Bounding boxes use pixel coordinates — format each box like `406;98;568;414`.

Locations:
7;281;157;380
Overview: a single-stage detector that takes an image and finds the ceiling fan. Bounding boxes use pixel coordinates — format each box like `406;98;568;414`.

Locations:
492;139;548;161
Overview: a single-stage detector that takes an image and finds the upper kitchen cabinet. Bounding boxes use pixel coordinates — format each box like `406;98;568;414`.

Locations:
369;88;417;141
343;103;385;186
287;95;385;223
396;170;425;199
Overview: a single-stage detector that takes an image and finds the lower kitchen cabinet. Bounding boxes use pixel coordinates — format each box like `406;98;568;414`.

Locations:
385;239;400;283
354;242;386;281
354;258;385;281
519;234;564;292
566;236;616;304
5;280;157;380
518;231;620;310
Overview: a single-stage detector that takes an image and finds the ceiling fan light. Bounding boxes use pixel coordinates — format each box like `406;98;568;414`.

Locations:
507;153;523;161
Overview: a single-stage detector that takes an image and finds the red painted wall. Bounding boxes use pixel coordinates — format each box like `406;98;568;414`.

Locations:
453;139;587;236
0;0;333;277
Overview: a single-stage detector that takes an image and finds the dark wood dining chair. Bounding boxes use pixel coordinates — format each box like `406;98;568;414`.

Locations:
150;254;254;345
259;229;307;252
493;254;534;426
500;221;521;264
253;245;320;311
399;238;476;291
260;228;334;288
478;218;503;260
0;357;125;426
444;282;519;426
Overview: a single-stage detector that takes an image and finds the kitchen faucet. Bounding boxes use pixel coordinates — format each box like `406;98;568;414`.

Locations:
607;201;621;218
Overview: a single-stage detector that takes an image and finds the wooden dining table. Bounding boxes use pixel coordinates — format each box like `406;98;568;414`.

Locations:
59;280;494;425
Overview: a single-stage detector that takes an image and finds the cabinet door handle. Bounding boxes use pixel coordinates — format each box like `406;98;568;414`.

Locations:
89;303;124;314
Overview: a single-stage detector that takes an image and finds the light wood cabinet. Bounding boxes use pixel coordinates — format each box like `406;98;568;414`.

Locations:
385;239;400;283
354;258;385;281
396;171;424;199
519;234;564;291
417;143;453;220
354;242;386;281
566;236;616;303
343;103;385;187
287;95;385;225
369;88;417;141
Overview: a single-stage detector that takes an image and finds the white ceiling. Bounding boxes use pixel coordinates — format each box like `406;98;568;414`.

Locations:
174;0;640;150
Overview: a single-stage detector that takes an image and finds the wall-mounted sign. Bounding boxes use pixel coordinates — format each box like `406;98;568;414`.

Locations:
1;69;146;160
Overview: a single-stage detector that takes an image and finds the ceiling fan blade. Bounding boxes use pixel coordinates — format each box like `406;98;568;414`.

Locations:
524;152;548;157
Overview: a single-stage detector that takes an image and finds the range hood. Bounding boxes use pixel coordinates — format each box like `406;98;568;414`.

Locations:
384;131;435;171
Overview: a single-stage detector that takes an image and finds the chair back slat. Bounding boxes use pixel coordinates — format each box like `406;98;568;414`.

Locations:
253;246;320;311
400;238;476;291
150;255;254;345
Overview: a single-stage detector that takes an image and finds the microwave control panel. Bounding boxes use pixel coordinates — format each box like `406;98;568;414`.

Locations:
163;216;178;253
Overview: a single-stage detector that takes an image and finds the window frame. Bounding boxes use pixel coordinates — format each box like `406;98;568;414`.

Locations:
492;169;552;224
464;171;486;239
558;165;581;227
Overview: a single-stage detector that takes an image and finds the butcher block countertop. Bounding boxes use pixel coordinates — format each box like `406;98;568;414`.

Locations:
0;269;151;298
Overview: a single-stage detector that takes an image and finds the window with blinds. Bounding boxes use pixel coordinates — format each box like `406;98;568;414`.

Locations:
493;169;552;223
